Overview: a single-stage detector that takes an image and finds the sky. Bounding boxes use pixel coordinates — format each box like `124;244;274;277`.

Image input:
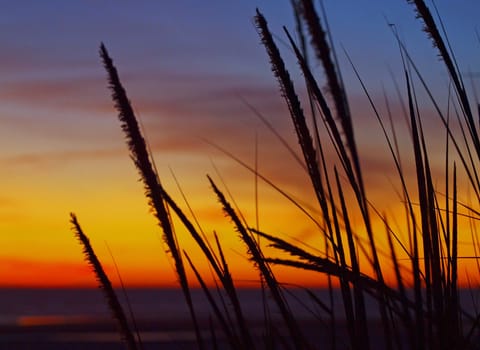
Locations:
0;0;479;288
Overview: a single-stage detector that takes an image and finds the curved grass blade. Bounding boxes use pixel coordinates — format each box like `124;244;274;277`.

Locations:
208;175;310;350
99;43;204;350
70;213;138;350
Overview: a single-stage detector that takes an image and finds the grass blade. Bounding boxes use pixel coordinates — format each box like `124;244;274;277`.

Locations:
208;175;309;350
70;213;138;350
99;43;204;349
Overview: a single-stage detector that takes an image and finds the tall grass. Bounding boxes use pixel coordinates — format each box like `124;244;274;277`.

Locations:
71;1;479;349
70;213;140;350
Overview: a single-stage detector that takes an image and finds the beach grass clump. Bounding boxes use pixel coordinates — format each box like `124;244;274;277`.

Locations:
71;0;480;349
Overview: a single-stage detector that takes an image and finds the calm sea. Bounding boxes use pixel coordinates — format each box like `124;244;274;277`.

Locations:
0;287;326;324
0;288;330;349
0;288;478;349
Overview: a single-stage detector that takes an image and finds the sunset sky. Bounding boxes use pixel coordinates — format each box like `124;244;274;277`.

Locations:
0;1;479;288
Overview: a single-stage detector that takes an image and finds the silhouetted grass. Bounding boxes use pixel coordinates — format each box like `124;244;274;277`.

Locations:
71;1;480;349
70;213;139;350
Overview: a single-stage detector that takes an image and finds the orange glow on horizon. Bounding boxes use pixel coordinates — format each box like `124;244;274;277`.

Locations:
0;2;478;293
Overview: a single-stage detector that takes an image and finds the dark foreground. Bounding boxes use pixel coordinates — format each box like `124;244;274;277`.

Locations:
0;317;369;350
1;288;479;349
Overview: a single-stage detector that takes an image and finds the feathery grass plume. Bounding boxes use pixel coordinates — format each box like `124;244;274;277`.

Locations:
290;0;323;160
99;43;204;350
295;0;375;227
251;29;346;330
207;175;310;350
283;27;351;179
70;213;138;350
390;28;480;200
297;0;348;122
285;11;387;313
281;33;359;341
254;10;325;210
297;0;364;191
407;0;480;162
284;30;372;275
254;16;351;326
283;19;395;348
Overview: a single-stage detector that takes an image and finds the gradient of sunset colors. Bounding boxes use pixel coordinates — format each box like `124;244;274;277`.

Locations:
1;1;479;288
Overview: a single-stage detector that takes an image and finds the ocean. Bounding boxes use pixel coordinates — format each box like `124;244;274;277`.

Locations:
0;288;323;349
0;288;478;349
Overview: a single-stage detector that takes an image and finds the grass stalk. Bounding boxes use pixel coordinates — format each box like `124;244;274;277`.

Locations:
208;175;310;350
70;213;138;350
80;4;480;350
99;44;204;349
